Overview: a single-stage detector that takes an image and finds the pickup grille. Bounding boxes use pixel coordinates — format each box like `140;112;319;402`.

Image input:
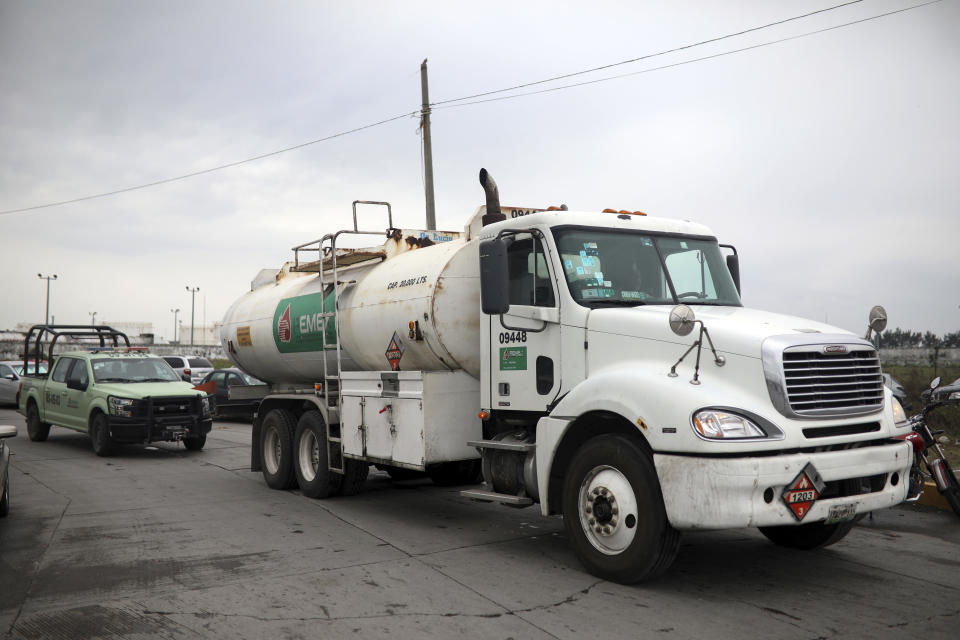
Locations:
133;396;199;418
782;348;883;416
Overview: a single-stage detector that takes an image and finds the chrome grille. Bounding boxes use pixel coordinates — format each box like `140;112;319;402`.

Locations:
782;348;883;416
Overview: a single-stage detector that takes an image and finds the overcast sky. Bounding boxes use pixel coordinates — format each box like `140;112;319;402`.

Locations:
1;0;957;343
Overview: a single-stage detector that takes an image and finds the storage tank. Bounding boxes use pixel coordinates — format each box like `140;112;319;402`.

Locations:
221;235;481;385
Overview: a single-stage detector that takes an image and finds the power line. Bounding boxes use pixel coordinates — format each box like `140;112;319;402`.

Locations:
431;0;866;107
0;0;941;217
0;111;418;216
433;0;944;112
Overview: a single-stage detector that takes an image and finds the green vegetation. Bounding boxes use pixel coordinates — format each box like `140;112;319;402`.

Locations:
211;358;233;369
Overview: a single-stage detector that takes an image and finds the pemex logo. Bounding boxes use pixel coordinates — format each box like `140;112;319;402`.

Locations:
277;304;292;343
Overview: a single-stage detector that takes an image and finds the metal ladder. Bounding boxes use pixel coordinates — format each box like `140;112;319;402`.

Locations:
293;201;394;473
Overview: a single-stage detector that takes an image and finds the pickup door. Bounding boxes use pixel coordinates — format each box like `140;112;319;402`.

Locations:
43;357;90;430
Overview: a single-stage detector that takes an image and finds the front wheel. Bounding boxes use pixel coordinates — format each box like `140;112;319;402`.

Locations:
90;413;115;457
758;520;855;549
930;457;960;518
26;404;51;442
0;469;9;517
183;434;206;451
562;435;680;584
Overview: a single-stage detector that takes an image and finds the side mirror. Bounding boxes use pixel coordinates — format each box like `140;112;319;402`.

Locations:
669;304;697;337
930;376;942;390
479;237;510;315
67;378;87;392
725;254;741;295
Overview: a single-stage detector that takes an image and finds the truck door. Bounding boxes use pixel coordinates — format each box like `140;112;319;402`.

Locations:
43;356;73;426
63;359;92;430
492;232;562;413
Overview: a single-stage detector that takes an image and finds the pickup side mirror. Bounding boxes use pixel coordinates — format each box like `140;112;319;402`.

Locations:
67;378;87;392
479;237;510;315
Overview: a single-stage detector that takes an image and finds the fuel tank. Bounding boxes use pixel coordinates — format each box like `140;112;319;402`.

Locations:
221;236;481;384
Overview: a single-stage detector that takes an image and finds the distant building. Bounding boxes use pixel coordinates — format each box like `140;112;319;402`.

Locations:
174;321;222;346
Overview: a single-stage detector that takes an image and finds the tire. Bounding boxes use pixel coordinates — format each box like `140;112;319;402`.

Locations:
758;520;855;550
183;434;206;451
562;434;680;584
294;411;341;498
260;409;297;490
0;470;9;518
427;460;482;486
337;459;369;496
935;460;960;518
90;413;115;457
26;404;51;442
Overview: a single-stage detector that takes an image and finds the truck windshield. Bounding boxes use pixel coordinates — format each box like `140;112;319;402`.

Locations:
91;358;182;383
552;228;741;308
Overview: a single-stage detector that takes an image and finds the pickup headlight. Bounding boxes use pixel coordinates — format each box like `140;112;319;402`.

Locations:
692;409;768;440
108;396;137;417
200;396;211;416
891;397;907;426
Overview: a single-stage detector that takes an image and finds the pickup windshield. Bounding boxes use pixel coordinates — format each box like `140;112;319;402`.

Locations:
553;227;741;308
91;358;181;383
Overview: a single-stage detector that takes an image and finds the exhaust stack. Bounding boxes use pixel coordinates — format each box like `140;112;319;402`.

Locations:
479;168;506;227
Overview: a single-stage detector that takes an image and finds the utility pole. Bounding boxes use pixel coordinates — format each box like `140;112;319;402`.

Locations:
89;311;97;326
171;308;180;343
420;58;436;230
185;286;199;347
38;273;58;325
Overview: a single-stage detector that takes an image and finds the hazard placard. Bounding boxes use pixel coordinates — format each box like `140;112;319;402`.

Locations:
781;462;826;521
385;331;405;371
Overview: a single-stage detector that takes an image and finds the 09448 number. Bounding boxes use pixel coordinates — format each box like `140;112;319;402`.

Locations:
498;331;527;344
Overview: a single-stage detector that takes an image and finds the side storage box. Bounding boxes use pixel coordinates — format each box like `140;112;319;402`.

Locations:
340;370;481;469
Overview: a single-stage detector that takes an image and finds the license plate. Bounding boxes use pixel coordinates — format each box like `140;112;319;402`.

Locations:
825;502;858;524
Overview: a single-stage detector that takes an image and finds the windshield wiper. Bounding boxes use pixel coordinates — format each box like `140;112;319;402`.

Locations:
96;377;130;383
139;378;175;382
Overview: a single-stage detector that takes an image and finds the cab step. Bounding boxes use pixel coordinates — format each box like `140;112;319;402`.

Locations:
460;488;533;506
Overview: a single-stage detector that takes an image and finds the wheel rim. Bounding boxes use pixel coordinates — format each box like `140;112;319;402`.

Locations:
298;430;320;482
263;426;281;475
578;465;639;555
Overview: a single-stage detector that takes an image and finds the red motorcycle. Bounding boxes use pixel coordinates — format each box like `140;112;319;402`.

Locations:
897;377;960;517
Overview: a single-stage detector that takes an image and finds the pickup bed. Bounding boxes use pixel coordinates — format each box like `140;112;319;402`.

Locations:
18;349;212;456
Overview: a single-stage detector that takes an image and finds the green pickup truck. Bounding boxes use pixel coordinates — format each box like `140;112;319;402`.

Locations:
17;325;212;456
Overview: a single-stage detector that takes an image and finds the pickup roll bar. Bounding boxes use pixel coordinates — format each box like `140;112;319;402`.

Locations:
22;325;131;374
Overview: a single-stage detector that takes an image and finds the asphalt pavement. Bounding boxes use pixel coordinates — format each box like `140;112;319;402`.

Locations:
1;405;958;640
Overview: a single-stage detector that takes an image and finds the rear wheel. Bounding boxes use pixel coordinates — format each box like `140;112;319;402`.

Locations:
26;404;51;442
758;521;855;549
562;435;680;584
90;413;115;457
183;434;206;451
337;459;369;496
260;409;297;490
294;410;341;498
932;457;960;518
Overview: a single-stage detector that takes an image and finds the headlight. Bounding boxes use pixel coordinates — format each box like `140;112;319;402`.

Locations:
108;396;137;417
200;396;211;415
891;397;907;425
693;409;767;440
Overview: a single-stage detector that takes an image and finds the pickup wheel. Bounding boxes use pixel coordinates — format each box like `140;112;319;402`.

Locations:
183;434;206;451
562;434;680;584
26;404;51;442
90;413;115;457
294;410;341;498
758;520;855;550
260;408;297;490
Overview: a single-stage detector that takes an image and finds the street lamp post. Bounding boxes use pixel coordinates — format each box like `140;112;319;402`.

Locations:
38;273;58;325
89;311;97;326
170;308;180;343
185;286;199;347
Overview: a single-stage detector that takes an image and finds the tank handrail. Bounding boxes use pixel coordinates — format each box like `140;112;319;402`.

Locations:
352;200;393;232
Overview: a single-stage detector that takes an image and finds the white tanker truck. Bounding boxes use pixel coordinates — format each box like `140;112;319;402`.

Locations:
221;169;913;583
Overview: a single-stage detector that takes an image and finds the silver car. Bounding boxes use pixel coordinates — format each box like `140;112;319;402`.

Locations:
161;355;215;385
1;423;16;516
0;360;48;406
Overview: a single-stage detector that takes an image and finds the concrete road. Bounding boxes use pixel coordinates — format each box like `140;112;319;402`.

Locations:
1;405;958;640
